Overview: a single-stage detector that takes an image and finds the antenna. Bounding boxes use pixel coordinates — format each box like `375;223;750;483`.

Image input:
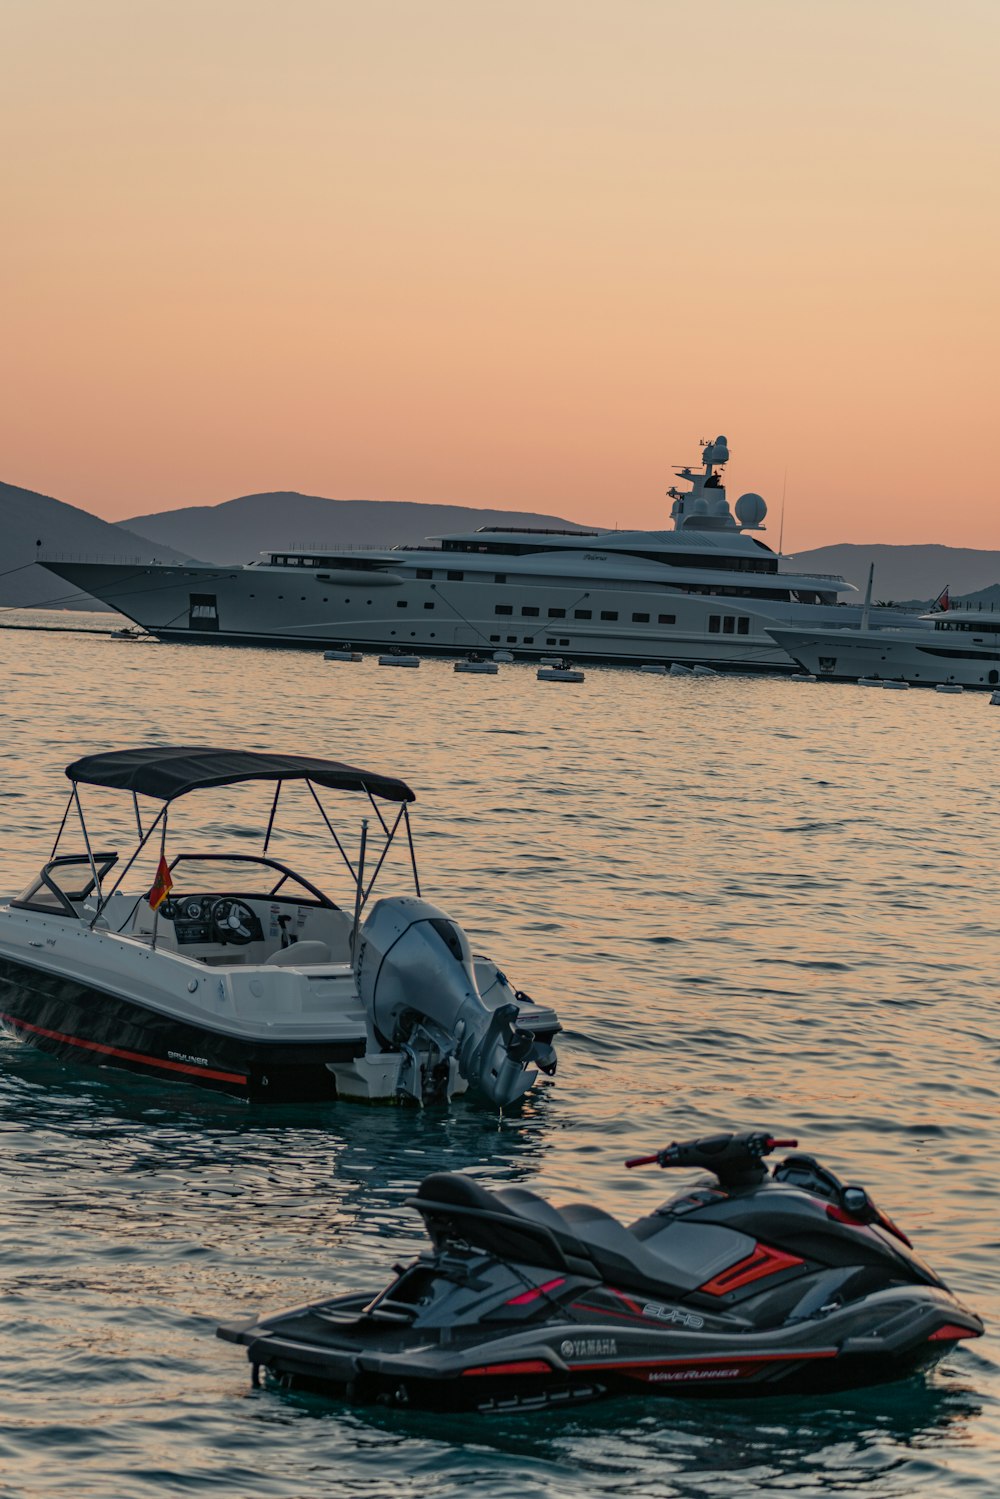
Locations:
777;469;787;555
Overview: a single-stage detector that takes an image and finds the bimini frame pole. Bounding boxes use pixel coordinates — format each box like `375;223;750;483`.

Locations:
352;818;368;955
403;804;421;897
91;802;168;927
362;803;406;903
262;781;281;855
305;780;357;881
50;790;74;860
71;785;102;902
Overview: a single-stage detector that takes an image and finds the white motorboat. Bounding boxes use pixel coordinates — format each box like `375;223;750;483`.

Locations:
324;645;363;661
935;683;964;694
791;673;817;682
492;650;514;663
454;655;499;675
669;663;693;677
692;664;718;677
537;660;584;682
640;663;666;675
39;436;927;672
0;748;559;1108
769;607;1000;691
378;652;420;668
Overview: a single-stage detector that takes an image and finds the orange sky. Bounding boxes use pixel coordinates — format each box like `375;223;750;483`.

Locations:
2;0;997;550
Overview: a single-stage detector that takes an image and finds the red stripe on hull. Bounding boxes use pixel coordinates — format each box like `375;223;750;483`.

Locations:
0;1010;248;1087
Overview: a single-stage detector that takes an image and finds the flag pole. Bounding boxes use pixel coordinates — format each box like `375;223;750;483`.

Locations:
150;807;169;950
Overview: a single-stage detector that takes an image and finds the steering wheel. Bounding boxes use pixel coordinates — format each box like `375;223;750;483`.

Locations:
210;898;262;946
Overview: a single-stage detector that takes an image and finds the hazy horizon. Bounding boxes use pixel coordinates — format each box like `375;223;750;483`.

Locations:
2;0;997;550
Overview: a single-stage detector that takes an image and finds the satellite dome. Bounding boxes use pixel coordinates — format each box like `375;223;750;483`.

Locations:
712;496;730;516
735;492;767;527
692;497;710;514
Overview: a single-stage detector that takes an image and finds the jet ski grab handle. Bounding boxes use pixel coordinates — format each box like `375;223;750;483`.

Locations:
625;1131;798;1186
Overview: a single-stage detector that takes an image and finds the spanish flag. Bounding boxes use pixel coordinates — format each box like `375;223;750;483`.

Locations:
147;854;173;911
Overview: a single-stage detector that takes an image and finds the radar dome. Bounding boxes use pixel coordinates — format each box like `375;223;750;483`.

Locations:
692;497;709;515
735;492;767;527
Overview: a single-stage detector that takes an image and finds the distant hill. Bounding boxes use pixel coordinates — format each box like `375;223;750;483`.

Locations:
791;543;1000;603
0;481;196;609
119;491;590;564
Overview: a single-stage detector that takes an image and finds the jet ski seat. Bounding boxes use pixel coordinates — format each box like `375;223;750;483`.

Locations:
409;1173;758;1298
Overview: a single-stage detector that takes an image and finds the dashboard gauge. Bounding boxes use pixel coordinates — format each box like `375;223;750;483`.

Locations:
185;900;203;919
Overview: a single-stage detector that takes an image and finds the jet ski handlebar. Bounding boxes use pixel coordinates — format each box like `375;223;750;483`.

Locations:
625;1131;798;1178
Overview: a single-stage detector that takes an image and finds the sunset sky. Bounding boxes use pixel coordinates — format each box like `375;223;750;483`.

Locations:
2;1;997;550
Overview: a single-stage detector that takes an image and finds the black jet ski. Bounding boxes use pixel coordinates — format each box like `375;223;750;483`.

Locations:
218;1131;983;1412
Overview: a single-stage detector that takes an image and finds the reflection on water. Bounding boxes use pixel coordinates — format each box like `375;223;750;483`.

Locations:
0;617;997;1497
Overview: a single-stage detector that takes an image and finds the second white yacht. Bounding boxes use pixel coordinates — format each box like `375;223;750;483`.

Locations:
769;606;1000;689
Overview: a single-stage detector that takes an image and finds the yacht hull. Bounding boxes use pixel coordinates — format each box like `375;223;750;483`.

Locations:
0;953;363;1100
768;627;1000;690
39;560;919;673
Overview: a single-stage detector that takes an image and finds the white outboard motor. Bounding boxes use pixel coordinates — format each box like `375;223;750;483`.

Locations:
354;897;549;1108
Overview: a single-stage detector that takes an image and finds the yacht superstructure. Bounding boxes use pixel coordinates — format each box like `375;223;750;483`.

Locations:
39;438;921;669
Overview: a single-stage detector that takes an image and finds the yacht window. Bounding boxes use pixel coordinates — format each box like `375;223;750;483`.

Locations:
547;637;558;645
708;615;721;633
737;617;750;635
495;573;507;584
416;568;432;579
600;610;618;621
521;607;540;617
659;613;676;625
723;616;735;634
423;602;435;610
446;570;464;581
548;607;566;618
559;638;570;646
490;634;500;642
575;609;592;620
396;600;408;608
495;604;513;615
632;612;649;623
523;636;535;643
507;635;517;643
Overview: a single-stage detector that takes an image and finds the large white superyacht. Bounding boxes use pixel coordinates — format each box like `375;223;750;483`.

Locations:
40;438;919;669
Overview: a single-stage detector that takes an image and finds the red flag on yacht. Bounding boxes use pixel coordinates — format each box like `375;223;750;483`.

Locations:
147;854;173;910
933;585;950;613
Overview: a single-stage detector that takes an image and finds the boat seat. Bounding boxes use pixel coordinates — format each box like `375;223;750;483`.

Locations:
264;940;332;967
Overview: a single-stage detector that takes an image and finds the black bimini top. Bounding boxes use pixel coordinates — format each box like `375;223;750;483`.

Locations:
65;747;415;803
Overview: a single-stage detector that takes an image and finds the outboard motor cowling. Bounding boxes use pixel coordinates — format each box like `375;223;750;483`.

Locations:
354;897;548;1107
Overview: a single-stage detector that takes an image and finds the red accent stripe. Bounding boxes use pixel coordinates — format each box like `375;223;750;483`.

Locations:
699;1243;804;1296
463;1359;551;1377
0;1012;248;1086
928;1323;981;1342
506;1277;566;1306
611;1288;643;1315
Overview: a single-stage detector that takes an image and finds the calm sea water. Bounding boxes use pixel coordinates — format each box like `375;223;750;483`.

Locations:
1;613;997;1498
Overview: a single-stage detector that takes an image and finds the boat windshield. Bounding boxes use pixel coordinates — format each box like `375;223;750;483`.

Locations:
166;854;336;906
13;853;119;916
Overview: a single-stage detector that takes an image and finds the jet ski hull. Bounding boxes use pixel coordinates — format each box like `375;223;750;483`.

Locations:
220;1281;981;1411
